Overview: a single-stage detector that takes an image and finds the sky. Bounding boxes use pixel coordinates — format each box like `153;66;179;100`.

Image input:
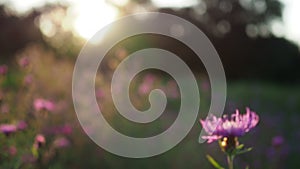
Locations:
1;0;300;46
281;0;300;45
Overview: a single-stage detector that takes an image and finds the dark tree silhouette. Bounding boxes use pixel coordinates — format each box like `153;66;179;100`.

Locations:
107;0;300;83
0;5;43;61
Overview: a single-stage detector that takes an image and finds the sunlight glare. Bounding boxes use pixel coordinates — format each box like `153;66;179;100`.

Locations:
73;0;118;40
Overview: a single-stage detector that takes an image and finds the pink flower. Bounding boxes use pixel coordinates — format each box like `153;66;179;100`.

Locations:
23;74;33;85
8;146;17;156
0;124;17;136
18;56;30;68
33;98;55;111
0;65;8;75
138;74;156;95
200;108;259;143
34;134;46;148
53;137;70;148
43;124;73;135
17;120;28;130
60;124;72;135
138;83;152;94
96;88;105;99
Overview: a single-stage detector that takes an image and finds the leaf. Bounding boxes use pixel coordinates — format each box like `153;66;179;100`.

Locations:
236;144;244;150
31;146;39;158
245;165;250;169
236;147;253;155
206;155;225;169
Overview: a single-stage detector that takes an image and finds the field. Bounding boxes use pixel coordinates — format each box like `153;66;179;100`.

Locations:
0;45;299;169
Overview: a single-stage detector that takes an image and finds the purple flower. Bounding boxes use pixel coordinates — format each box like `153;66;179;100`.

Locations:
272;135;285;147
43;124;73;135
53;137;70;148
33;98;55;111
0;124;17;136
34;134;46;148
200;107;259;143
18;56;30;68
96;88;105;99
23;74;33;85
17;120;28;130
138;74;156;95
0;65;8;75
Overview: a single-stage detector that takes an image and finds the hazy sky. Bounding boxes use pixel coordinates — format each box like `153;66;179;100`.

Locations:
2;0;300;45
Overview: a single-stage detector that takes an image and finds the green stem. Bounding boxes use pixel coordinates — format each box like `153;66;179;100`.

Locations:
227;155;234;169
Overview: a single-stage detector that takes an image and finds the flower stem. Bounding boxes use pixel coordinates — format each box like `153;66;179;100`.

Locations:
227;155;234;169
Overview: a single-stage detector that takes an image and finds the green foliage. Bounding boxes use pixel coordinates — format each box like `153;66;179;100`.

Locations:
206;155;225;169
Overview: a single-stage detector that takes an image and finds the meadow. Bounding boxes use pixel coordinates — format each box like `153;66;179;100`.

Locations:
0;44;299;169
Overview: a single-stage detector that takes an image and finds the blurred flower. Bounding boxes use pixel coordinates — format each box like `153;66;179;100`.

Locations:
272;135;285;147
53;137;70;148
165;80;179;99
33;98;55;111
23;74;33;85
8;146;17;156
200;107;259;143
0;65;8;75
34;134;46;148
96;88;105;99
138;83;152;95
60;124;73;135
0;124;17;136
43;124;73;135
18;56;30;68
17;120;28;130
138;74;156;95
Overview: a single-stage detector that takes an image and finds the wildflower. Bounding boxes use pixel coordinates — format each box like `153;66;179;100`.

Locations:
138;74;156;95
8;146;17;156
31;134;46;159
0;65;8;75
33;98;55;111
18;56;30;68
23;74;33;85
53;137;70;148
272;135;285;147
34;134;46;148
17;120;28;130
0;124;17;136
200;108;259;169
60;124;72;135
200;107;259;144
96;88;105;99
43;124;73;135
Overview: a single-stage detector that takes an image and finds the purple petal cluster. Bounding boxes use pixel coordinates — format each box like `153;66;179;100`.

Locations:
0;65;8;75
0;124;17;136
33;98;55;111
53;137;70;148
200;108;259;143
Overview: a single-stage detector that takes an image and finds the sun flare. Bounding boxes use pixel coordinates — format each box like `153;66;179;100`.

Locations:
73;0;119;40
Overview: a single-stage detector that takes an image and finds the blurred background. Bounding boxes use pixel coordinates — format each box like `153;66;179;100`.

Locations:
0;0;299;168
